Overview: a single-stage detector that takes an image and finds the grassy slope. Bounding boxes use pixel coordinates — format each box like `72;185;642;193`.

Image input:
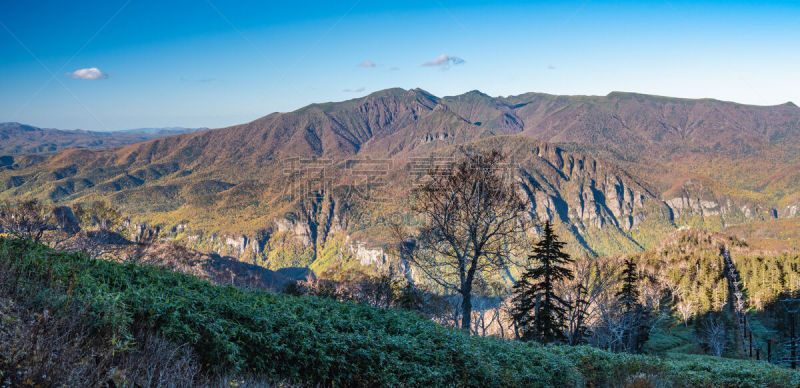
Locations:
1;237;798;387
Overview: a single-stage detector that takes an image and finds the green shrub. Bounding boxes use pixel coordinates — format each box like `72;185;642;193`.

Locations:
1;237;798;387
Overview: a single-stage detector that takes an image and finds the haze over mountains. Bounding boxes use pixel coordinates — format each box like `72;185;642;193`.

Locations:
2;88;800;267
0;122;206;156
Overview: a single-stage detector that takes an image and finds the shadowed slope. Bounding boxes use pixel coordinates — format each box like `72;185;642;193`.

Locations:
2;88;800;262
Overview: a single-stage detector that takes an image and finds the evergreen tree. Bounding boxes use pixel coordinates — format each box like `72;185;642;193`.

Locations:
512;221;573;343
511;266;537;340
617;258;640;312
616;258;650;352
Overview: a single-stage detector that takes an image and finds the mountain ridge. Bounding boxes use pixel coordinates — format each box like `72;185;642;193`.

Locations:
0;122;207;156
2;88;799;266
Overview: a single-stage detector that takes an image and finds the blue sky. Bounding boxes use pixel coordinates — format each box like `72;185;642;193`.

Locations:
1;0;798;131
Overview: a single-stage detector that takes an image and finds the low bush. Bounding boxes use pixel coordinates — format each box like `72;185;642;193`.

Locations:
1;237;798;387
0;297;201;387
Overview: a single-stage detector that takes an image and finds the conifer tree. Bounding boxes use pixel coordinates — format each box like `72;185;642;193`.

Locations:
511;265;537;340
617;258;640;312
616;257;651;352
512;221;573;343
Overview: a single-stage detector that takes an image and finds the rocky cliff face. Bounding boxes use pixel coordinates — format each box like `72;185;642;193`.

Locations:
520;143;650;230
3;88;800;271
786;204;799;218
147;133;798;270
661;177;780;224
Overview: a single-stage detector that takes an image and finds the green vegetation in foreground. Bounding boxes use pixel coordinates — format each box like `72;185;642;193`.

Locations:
2;237;799;387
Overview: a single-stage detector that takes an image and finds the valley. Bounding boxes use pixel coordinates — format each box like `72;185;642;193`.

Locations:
2;89;799;269
4;1;799;385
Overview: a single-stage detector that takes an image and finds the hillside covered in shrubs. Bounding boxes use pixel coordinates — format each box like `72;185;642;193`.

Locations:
1;237;799;387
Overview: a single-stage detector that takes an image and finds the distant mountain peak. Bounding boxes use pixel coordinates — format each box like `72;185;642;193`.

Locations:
365;87;408;98
4;87;800;263
605;91;695;102
0;123;207;156
465;89;490;97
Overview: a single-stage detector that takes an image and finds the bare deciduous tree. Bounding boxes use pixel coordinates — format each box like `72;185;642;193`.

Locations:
400;150;525;331
559;257;618;345
590;298;652;353
0;199;52;242
472;297;505;337
69;201;125;257
697;313;727;356
676;297;696;326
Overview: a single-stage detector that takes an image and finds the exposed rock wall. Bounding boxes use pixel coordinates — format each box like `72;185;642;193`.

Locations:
520;144;651;232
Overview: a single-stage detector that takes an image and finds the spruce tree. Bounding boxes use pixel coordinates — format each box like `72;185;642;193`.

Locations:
511;265;537;340
511;221;573;343
617;258;640;312
616;257;650;352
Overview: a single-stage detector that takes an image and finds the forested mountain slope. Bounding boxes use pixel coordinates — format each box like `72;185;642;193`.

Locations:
2;88;799;266
0;122;204;156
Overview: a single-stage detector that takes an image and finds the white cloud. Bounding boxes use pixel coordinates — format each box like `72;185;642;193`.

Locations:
422;54;465;69
359;60;376;67
343;87;366;93
66;67;108;80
